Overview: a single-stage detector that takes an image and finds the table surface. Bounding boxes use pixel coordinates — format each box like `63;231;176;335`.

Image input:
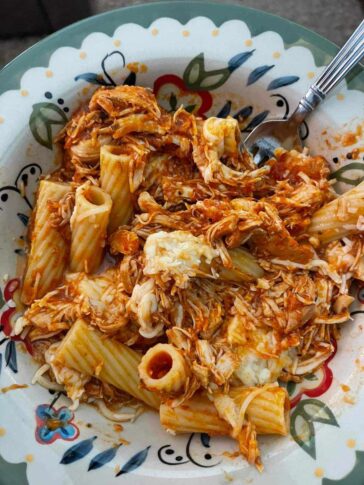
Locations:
1;0;363;69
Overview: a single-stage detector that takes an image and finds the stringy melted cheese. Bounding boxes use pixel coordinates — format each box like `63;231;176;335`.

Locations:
144;231;218;285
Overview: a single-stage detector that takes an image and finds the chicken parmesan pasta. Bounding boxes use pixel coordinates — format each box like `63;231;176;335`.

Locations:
16;85;364;470
21;180;71;304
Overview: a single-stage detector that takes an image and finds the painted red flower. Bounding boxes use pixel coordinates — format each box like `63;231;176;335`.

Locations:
1;278;21;337
0;278;32;375
289;341;336;408
153;74;213;118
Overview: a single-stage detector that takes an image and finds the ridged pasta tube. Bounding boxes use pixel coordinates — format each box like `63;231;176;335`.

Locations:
160;394;231;435
100;145;133;233
229;386;289;435
54;319;160;409
138;343;189;394
160;387;289;436
21;180;71;305
70;183;112;273
309;180;364;243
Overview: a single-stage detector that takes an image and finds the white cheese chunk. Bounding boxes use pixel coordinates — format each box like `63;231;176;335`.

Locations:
144;230;218;286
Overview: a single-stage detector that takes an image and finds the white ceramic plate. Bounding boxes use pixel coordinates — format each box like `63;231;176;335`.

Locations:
0;3;364;484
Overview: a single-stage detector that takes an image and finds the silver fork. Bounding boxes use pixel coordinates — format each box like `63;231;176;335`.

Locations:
244;19;364;165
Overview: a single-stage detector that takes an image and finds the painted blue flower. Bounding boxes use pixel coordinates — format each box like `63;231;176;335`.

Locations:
35;404;79;445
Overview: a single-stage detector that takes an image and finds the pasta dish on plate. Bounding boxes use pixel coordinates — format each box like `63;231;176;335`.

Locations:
15;85;364;470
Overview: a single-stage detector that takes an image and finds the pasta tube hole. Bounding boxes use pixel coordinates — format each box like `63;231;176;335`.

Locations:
147;351;173;380
84;186;108;206
105;145;124;156
139;343;189;394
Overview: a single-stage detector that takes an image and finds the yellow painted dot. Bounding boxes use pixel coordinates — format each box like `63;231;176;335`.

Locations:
113;39;121;47
307;71;315;79
0;116;4;124
45;70;53;78
127;62;139;73
82;87;90;96
79;51;87;59
25;454;34;463
20;89;29;97
273;51;281;59
245;39;253;46
314;468;324;478
343;394;356;405
337;93;345;101
347;438;356;448
0;427;6;437
151;28;159;36
182;30;190;37
212;29;219;37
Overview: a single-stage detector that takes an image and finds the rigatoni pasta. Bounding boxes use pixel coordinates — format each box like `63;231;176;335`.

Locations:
100;145;133;232
138;343;189;394
309;180;364;243
160;387;289;437
160;395;231;435
17;85;364;471
229;386;290;435
55;319;160;409
70;183;112;273
21;180;71;305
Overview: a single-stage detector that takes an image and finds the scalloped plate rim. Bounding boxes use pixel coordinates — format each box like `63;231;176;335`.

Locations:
0;4;364;485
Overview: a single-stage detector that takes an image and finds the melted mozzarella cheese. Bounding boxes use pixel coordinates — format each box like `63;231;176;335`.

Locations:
144;231;218;285
234;347;296;386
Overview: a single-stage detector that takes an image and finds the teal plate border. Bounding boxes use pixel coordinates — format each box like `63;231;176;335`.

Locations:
1;0;363;96
0;455;28;485
0;2;363;484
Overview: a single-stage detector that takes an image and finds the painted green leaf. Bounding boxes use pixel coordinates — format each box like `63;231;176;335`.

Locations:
185;104;196;113
287;380;297;396
291;398;339;459
329;162;364;185
290;411;316;459
199;73;230;90
169;92;177;111
301;400;339;427
29;103;68;150
183;53;231;91
304;373;318;381
187;53;204;85
0;288;4;309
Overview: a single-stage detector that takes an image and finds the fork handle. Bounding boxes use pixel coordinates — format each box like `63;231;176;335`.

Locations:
292;19;364;122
